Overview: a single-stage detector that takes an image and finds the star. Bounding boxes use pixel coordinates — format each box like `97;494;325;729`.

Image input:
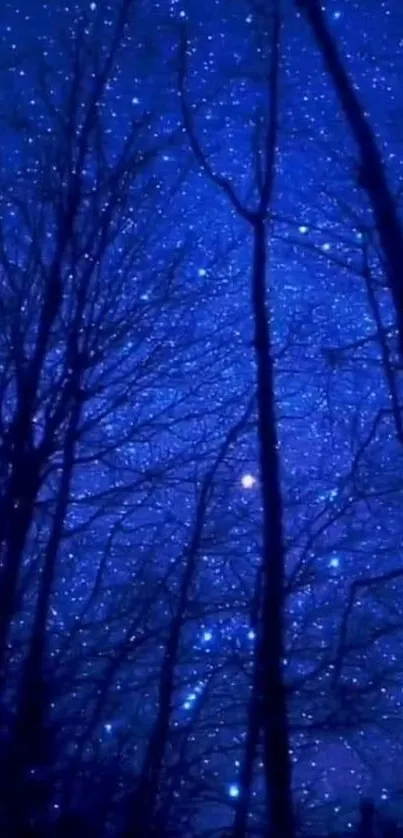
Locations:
241;474;256;489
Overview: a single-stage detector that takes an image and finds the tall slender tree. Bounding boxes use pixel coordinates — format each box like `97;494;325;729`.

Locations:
178;2;295;835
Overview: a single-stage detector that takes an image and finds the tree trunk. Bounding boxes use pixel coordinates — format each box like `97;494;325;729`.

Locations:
0;455;41;678
231;658;261;838
252;219;294;838
0;269;63;673
1;399;81;834
357;799;376;838
125;407;254;837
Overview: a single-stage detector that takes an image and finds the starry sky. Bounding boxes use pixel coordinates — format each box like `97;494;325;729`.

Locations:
1;0;403;835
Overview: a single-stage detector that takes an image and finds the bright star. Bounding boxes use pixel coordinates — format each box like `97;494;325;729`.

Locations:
241;474;256;489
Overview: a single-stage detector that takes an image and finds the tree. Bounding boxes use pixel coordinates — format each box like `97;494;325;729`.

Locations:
295;0;403;362
0;0;242;830
123;397;255;837
178;2;295;836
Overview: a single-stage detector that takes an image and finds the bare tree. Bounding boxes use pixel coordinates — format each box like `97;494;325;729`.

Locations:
122;397;255;837
295;0;403;361
178;2;295;836
0;1;244;831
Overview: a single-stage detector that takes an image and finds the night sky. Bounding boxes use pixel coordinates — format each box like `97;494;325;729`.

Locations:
1;0;403;835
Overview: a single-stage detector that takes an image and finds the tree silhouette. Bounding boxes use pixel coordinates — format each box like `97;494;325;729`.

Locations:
178;3;294;836
295;0;403;362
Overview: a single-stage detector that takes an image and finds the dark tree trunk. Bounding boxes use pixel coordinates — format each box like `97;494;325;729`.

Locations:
231;567;262;838
128;581;193;838
0;399;81;835
125;408;254;838
124;506;206;836
252;220;294;838
0;455;41;679
178;7;293;833
296;0;403;360
357;799;376;838
23;397;80;692
231;656;261;838
0;679;52;836
0;270;63;673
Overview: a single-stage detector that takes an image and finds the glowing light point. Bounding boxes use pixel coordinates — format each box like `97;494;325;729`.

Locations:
247;629;256;640
241;473;256;489
202;630;213;642
198;267;207;277
329;557;340;569
298;225;309;234
104;723;112;733
229;784;240;798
